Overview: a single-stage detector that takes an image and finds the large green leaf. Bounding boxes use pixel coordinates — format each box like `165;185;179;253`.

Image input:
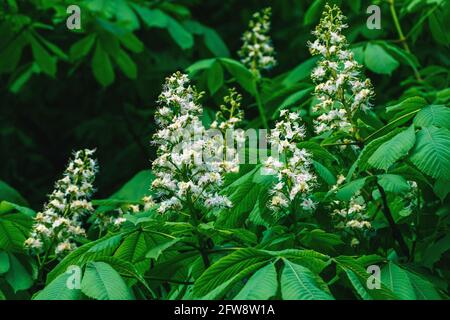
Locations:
280;259;333;300
193;248;272;298
34;272;83;300
364;43;399;75
233;263;278;300
381;262;416;300
368;125;416;171
0;251;10;274
0;209;33;252
414;105;450;130
81;261;134;300
0;181;28;206
377;174;411;194
91;42;114;87
4;253;34;293
410;126;450;179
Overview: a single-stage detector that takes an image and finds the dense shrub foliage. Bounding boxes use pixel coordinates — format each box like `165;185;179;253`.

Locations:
0;0;449;300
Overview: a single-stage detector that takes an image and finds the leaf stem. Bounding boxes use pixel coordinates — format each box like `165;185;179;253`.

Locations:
387;0;422;81
376;182;410;258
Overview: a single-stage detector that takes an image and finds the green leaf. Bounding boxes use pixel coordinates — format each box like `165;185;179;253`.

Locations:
0;251;10;274
132;6;168;28
0;209;33;252
207;61;224;95
111;48;137;79
281;259;333;300
410;126;450;179
414;105;450;130
313;161;336;185
282;57;318;85
193;248;272;298
381;262;416;300
386;96;427;118
34;272;83;300
334;256;398;300
81;261;134;300
434;178;450;201
0;181;28;206
304;0;325;25
233;263;278;300
167;18;193;50
145;238;179;260
91;42;114;86
336;177;368;201
203;28;230;57
186;58;217;75
364;43;399;75
4;253;33;293
344;269;373;300
368;125;416;171
377;174;411;194
219;58;256;94
28;34;56;77
118;33;144;53
70;34;96;60
429;11;450;46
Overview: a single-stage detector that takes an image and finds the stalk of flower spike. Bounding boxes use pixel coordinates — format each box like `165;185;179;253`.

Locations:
263;110;317;217
238;7;276;78
309;4;374;138
25;149;98;259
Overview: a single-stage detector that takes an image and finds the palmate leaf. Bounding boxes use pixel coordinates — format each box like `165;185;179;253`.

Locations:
410;126;450;179
81;261;134;300
280;259;333;300
334;256;398;300
368;125;416;171
233;263;278;300
192;248;272;298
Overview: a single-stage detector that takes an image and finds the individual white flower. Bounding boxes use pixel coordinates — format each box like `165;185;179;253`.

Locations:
25;149;98;257
308;4;374;136
238;7;276;77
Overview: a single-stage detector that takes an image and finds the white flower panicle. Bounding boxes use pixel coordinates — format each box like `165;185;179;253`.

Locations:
151;72;236;215
309;4;374;135
264;110;317;214
238;7;276;77
25;149;98;256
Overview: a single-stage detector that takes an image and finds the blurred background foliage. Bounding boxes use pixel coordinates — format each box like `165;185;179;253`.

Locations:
1;0;449;209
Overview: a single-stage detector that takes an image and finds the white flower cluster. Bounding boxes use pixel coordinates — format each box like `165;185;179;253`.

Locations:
264;110;316;215
25;149;98;256
308;4;374;135
238;7;276;77
151;72;237;214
